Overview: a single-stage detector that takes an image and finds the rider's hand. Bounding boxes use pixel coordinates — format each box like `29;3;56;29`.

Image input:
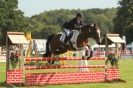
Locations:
75;26;82;30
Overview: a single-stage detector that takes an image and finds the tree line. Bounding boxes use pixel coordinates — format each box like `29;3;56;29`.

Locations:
30;8;117;39
0;0;132;45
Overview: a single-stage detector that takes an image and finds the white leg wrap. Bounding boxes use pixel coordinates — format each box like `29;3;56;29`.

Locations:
78;49;89;72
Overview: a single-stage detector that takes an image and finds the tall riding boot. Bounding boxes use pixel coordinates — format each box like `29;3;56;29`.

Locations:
64;36;70;44
60;33;66;43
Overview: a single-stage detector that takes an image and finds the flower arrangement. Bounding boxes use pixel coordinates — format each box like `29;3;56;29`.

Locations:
107;53;118;67
10;52;19;69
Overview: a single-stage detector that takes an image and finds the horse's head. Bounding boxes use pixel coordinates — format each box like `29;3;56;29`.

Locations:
90;24;101;45
81;24;101;45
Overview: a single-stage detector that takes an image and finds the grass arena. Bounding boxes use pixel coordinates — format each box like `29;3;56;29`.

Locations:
0;58;133;87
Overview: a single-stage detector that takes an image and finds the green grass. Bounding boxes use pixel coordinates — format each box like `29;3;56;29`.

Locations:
0;63;6;86
0;59;133;88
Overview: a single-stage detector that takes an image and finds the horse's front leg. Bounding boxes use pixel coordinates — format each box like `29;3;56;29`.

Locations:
50;53;55;65
47;53;55;65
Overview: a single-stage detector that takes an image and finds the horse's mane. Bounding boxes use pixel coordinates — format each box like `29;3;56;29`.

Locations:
81;24;91;29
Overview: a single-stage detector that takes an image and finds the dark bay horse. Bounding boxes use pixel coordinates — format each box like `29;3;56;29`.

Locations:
44;24;101;64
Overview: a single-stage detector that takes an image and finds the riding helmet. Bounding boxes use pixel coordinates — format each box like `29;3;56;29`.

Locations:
76;13;82;17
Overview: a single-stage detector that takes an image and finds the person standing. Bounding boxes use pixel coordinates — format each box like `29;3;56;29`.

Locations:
31;40;38;56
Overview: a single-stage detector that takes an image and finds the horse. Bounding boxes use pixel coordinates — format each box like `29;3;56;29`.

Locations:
43;24;101;65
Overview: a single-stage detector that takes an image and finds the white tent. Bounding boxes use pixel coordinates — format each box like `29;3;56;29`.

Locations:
33;39;47;52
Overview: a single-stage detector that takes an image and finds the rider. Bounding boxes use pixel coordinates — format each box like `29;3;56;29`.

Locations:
60;12;83;44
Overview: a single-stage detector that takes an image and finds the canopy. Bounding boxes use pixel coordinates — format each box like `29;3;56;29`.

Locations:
101;34;126;45
7;32;28;44
107;36;125;43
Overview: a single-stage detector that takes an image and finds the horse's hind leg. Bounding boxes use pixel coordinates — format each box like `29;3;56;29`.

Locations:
50;53;55;65
46;53;55;65
47;60;55;65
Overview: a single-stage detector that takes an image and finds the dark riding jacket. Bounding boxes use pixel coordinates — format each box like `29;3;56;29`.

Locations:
63;17;83;30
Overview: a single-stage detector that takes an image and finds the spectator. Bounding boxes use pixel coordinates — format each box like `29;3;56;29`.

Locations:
31;40;38;56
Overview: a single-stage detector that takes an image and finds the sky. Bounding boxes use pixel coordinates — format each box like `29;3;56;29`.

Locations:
18;0;119;17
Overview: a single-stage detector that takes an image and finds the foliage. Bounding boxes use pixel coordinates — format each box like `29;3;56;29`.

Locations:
113;0;133;44
0;0;30;45
0;0;118;43
29;8;117;39
10;53;19;69
106;53;118;67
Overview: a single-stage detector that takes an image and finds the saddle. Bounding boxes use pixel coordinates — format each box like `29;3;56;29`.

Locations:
59;29;80;50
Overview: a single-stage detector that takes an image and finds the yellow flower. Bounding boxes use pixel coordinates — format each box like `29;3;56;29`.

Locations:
24;32;32;40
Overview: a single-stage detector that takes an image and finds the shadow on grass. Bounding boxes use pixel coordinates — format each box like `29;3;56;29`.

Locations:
105;79;126;83
0;82;25;87
0;82;8;87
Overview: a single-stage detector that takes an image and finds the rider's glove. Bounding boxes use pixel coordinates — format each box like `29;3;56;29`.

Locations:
75;26;82;30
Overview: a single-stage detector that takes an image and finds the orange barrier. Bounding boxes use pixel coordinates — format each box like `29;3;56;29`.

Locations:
25;57;106;61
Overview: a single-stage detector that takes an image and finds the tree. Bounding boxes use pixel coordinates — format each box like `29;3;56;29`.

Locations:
29;9;116;39
113;0;133;44
0;0;29;44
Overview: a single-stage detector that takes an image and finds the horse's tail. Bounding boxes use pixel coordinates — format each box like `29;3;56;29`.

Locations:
43;34;55;57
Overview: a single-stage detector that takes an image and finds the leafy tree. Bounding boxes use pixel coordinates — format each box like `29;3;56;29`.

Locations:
0;0;30;44
30;9;117;39
113;0;133;44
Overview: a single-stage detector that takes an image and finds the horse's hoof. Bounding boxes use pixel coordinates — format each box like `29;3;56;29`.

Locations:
46;63;51;66
45;63;49;66
87;57;91;60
